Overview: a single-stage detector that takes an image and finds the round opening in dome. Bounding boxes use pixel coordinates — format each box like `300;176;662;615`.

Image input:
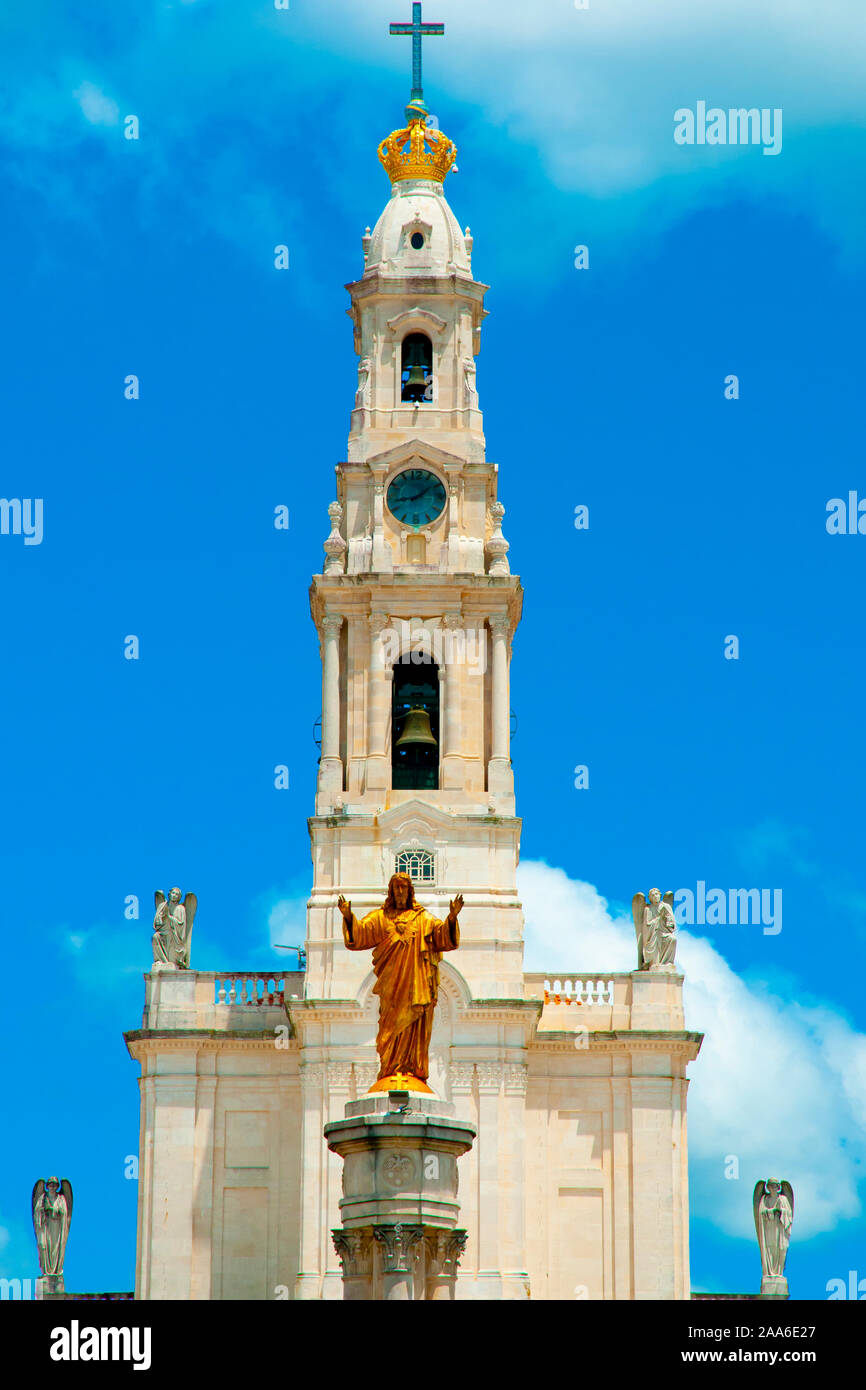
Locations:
410;232;425;250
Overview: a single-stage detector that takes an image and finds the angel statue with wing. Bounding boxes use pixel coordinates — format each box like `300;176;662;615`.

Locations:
632;888;678;971
152;887;197;970
32;1177;72;1276
754;1178;794;1288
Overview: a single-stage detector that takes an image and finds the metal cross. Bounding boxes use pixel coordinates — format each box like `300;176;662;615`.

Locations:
389;2;444;106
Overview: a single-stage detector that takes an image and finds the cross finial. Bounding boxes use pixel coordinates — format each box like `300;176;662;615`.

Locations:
389;2;444;109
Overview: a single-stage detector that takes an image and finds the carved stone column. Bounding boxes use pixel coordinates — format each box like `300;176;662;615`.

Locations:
487;614;513;801
331;1228;375;1301
424;1229;467;1300
366;611;390;792
374;1223;423;1301
317;614;343;804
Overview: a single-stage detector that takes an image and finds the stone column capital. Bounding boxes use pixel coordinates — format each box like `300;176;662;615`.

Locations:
299;1062;326;1092
448;1061;476;1091
503;1063;528;1096
488;614;510;639
476;1061;505;1092
424;1228;468;1278
326;1062;353;1089
322;614;344;640
332;1228;374;1280
373;1223;424;1274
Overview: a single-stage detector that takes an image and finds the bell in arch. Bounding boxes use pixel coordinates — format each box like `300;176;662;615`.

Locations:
401;333;432;403
395;707;437;748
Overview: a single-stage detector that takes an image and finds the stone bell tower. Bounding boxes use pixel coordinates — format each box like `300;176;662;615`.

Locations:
126;25;701;1306
304;95;524;1008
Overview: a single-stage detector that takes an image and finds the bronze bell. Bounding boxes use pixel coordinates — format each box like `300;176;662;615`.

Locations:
395;707;437;748
404;363;428;389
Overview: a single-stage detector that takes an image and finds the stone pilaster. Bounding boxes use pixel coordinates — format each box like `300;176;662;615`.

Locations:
440;611;464;790
294;1062;327;1300
366;611;390;791
487;614;513;802
317;614;344;807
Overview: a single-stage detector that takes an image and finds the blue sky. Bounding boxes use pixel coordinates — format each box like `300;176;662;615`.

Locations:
1;0;865;1299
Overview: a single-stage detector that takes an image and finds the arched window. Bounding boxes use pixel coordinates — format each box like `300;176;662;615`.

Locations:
395;848;435;884
401;332;433;403
392;653;439;789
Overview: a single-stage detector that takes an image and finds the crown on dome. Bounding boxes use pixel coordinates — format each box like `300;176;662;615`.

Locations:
378;102;457;184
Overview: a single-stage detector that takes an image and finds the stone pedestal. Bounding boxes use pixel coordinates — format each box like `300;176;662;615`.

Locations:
36;1275;64;1299
324;1090;475;1301
759;1275;789;1299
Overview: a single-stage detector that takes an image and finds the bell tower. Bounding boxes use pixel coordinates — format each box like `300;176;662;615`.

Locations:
305;77;523;1005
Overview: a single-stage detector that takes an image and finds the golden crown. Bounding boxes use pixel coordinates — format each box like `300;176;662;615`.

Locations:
378;107;457;184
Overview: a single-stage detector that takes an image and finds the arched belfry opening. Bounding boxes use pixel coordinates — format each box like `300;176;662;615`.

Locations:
401;332;433;403
392;653;439;789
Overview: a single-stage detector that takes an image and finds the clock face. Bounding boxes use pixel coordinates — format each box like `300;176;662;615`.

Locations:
386;469;446;528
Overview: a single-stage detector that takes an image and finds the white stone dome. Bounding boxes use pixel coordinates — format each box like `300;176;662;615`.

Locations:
366;178;471;277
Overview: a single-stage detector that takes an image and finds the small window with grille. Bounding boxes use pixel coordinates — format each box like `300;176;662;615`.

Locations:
394;848;435;884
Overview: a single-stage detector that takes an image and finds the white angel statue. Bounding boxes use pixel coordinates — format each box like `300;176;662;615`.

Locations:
631;888;677;970
754;1178;794;1282
32;1177;72;1276
152;887;197;970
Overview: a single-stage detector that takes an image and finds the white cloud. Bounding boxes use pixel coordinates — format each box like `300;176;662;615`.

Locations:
311;0;866;196
518;859;866;1240
73;81;119;127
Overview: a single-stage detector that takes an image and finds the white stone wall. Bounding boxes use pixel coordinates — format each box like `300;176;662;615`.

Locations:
126;967;700;1300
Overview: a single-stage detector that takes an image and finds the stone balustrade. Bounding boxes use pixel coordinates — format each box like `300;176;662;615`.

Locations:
523;971;686;1033
214;973;288;1007
140;969;304;1031
543;977;616;1006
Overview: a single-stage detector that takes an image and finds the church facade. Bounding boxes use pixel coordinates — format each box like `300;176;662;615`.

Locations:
125;90;702;1302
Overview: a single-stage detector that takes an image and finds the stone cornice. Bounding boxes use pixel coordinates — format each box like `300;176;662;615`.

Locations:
124;1028;299;1058
530;1030;703;1058
310;572;522;594
345;271;490;305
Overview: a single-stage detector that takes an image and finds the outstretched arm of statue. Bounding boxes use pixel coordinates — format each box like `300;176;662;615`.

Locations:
435;893;463;950
337;895;355;944
337;895;383;950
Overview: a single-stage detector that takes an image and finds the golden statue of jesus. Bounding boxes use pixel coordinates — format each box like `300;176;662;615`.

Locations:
338;873;463;1093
